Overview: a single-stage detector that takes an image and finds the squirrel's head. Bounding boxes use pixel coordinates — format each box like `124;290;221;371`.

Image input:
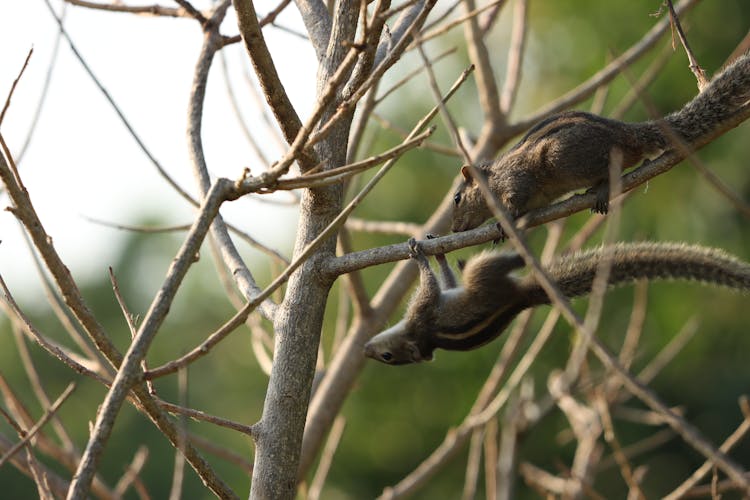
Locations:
451;165;492;232
364;320;435;365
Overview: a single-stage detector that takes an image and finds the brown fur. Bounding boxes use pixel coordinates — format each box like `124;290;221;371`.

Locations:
364;240;750;365
452;52;750;232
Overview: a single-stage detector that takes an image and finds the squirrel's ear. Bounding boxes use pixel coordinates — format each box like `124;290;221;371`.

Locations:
460;165;473;182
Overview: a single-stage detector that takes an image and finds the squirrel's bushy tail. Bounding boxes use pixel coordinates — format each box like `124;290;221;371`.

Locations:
665;52;750;143
523;242;750;306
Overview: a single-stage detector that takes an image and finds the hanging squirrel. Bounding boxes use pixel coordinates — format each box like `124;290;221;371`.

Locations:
364;238;750;365
451;52;750;232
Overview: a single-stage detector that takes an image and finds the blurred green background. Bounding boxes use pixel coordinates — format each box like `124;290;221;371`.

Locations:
1;1;749;498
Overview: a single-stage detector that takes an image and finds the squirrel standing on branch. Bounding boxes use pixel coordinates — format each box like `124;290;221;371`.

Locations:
451;52;750;232
364;238;750;365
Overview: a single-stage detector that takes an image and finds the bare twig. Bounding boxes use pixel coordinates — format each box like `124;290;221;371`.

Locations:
0;48;33;128
307;417;347;500
173;0;207;24
64;0;185;17
16;3;66;163
664;396;750;500
499;0;529;115
168;368;188;500
665;0;709;90
595;392;645;499
42;0;197;203
113;446;149;499
512;0;700;134
460;430;483;500
0;383;76;468
272;127;435;190
345;218;422;235
11;325;78;456
68;179;238;499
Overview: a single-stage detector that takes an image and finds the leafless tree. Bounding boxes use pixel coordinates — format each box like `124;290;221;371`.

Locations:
1;0;749;498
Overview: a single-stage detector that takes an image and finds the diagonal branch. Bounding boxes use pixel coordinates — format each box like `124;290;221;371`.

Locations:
67;179;238;500
293;0;332;61
0;383;76;468
233;0;312;167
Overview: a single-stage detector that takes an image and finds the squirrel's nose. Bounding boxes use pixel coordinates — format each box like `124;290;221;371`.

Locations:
363;342;375;358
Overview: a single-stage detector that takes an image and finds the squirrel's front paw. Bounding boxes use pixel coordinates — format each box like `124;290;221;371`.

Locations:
587;184;610;215
407;237;423;259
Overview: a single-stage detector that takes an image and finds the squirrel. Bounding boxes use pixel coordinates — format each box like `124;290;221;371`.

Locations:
451;52;750;232
364;238;750;365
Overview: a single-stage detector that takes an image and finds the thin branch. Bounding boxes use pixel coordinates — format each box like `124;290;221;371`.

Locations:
185;4;278;320
344;218;422;235
595;392;645;499
417;0;507;45
64;0;185;17
18;228;104;369
326;93;750;275
374;47;457;105
499;0;528;114
370;113;460;156
218;49;270;166
0;48;33;128
233;0;309;163
637;316;700;385
11;326;78;456
610;41;674;120
113;446;149;499
337;229;371;315
688;154;750;219
665;0;708;90
0;383;76;468
167;367;187;500
41;0;197;203
308;0;438;148
511;0;701;133
189;434;254;474
68;179;238;499
382;311;558;498
109;268;156;395
462;0;501;123
0;432;74;499
307;417;346;500
665;396;750;500
460;427;483;500
271;127;434;190
16;3;66;163
465;136;750;492
0;278;107;382
173;0;207;24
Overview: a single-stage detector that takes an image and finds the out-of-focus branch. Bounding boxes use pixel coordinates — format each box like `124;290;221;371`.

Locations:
233;0;312;167
186;3;277;320
511;0;701;135
292;0;332;61
67;179;238;500
499;0;528;114
300;65;472;477
41;0;197;203
462;0;501;124
326;94;750;275
271;127;434;190
0;48;33;127
64;0;186;17
0;383;76;468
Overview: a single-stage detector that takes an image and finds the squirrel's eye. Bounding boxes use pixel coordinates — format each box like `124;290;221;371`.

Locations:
453;193;461;205
381;352;393;362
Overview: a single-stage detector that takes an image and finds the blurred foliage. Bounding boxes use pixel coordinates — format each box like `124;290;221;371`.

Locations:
1;1;750;498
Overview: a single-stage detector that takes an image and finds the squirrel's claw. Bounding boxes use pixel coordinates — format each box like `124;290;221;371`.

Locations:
407;237;422;259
